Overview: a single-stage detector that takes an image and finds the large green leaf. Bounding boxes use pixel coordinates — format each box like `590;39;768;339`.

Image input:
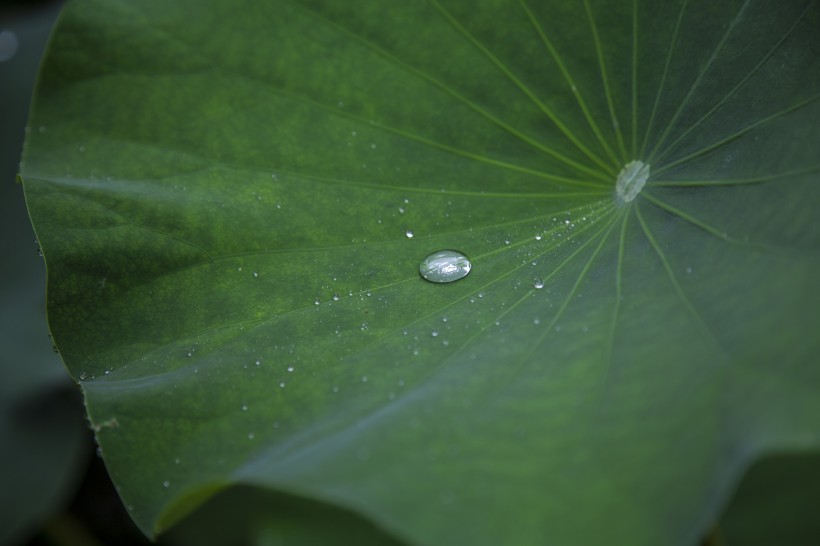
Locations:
21;0;820;544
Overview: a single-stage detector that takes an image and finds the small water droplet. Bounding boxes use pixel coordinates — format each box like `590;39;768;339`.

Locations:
255;359;261;366
279;381;286;388
431;330;439;337
533;278;545;289
248;432;255;440
419;250;472;284
685;266;693;274
533;318;540;325
405;229;414;238
332;293;341;301
398;207;406;214
252;271;259;278
313;298;320;305
241;404;248;411
162;480;170;488
287;366;294;372
534;234;542;241
361;375;368;383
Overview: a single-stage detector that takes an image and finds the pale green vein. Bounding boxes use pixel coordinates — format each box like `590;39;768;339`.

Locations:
259;81;608;188
334;208;618;372
427;0;615;175
642;192;769;250
225;162;608;197
518;0;621;168
286;0;605;183
583;0;628;162
99;198;613;303
649;164;820;187
438;210;620;375
513;211;621;373
652;91;820;175
603;207;630;392
108;0;608;188
647;0;752;162
654;1;816;165
640;0;688;158
634;202;722;350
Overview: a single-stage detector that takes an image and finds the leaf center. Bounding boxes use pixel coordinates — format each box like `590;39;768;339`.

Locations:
614;160;650;205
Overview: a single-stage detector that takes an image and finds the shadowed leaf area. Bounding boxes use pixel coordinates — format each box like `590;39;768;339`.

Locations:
20;0;820;544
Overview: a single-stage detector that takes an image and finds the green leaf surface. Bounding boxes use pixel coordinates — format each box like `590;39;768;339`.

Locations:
21;0;820;544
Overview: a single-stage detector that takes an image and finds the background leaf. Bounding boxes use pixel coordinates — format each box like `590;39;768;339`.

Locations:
20;0;820;544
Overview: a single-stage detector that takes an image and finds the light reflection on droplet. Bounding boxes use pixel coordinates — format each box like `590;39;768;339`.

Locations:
419;250;472;284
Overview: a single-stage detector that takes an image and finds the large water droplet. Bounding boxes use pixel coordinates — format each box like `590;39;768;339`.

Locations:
615;160;650;204
419;250;472;283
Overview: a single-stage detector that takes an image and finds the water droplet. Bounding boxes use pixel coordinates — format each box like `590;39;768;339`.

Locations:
534;234;542;241
431;330;439;337
248;432;255;440
685;266;693;274
162;480;170;488
419;250;472;283
405;229;414;238
241;404;248;411
287;366;294;372
313;298;320;305
252;271;259;278
615;160;650;204
360;322;369;331
255;359;261;366
361;375;368;383
332;293;341;301
279;381;286;388
533;278;545;289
